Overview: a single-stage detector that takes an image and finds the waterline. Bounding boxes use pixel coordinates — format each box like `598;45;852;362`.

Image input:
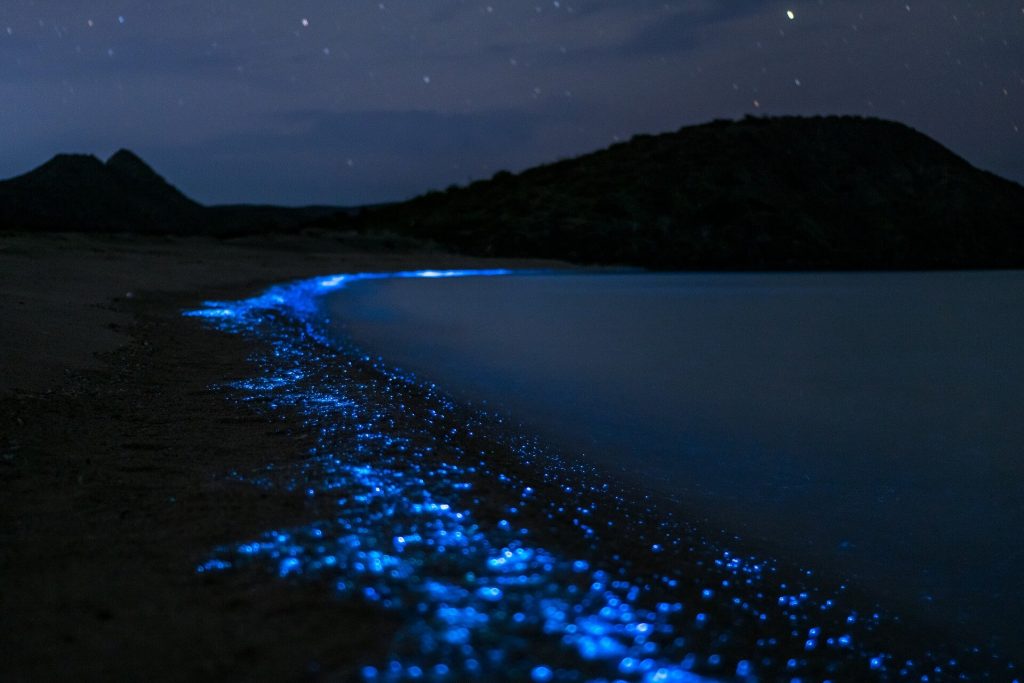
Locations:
185;269;1014;682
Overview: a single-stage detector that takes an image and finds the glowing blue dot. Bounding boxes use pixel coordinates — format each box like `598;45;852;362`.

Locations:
278;557;301;577
477;586;503;601
196;559;231;573
531;665;553;682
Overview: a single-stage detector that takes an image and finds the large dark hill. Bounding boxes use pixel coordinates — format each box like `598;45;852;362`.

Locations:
0;150;202;233
336;116;1024;269
0;151;341;235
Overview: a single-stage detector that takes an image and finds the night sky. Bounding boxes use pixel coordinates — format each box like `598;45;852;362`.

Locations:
1;1;1021;206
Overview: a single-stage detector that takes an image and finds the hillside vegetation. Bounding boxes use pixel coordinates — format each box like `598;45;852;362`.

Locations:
333;116;1024;269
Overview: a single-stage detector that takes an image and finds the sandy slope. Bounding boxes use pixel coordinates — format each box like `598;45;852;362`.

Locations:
0;232;526;394
0;232;556;681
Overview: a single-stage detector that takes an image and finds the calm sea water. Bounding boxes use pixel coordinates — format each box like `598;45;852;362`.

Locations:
325;271;1024;653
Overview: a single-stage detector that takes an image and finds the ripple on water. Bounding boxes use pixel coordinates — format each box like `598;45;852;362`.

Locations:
187;270;1018;682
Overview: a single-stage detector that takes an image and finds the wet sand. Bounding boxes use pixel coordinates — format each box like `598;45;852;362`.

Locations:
0;232;557;680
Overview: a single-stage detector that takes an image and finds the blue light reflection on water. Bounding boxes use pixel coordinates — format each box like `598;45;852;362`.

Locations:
186;269;1017;682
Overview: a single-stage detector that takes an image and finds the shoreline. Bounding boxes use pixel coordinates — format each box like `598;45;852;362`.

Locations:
170;266;1012;679
321;268;1024;658
0;232;561;680
0;233;1016;680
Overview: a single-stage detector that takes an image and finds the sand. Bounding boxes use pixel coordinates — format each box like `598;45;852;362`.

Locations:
0;231;557;680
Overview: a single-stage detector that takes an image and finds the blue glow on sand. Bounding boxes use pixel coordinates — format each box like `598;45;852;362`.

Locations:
185;268;1015;682
184;268;514;322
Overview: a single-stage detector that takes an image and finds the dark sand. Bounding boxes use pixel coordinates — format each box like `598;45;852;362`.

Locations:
0;232;558;681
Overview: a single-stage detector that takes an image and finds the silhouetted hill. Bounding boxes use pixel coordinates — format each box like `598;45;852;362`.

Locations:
0;151;202;233
0;151;343;235
334;116;1024;269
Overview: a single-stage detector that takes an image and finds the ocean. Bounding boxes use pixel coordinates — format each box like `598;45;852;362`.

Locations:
326;270;1024;653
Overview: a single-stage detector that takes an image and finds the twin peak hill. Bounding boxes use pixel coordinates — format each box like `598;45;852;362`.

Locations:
2;116;1023;269
0;149;338;235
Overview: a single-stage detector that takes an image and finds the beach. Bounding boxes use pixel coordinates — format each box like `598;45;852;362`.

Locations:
0;232;557;680
1;233;1017;681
